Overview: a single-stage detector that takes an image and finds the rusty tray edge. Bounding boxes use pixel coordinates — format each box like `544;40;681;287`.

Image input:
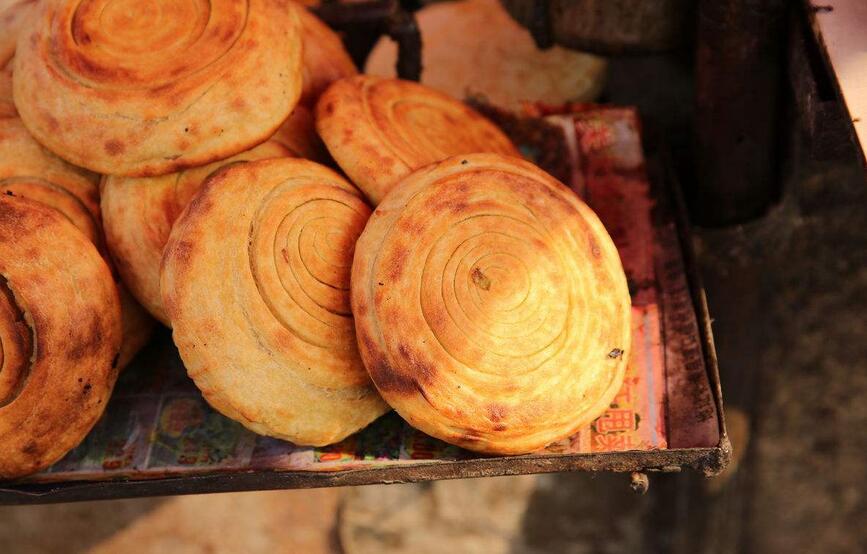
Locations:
655;143;731;471
0;446;726;505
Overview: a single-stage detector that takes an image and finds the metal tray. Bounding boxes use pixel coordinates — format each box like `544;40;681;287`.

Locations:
0;106;729;505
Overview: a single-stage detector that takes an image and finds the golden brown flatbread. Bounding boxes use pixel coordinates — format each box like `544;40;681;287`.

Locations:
0;62;13;119
0;195;121;479
269;105;328;162
0;117;154;367
0;117;101;242
115;286;154;369
161;158;388;445
0;0;37;118
102;108;323;326
0;0;35;62
13;0;303;176
292;2;357;106
316;75;520;205
351;154;631;455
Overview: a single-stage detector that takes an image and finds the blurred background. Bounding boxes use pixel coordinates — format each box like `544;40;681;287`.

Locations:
3;0;866;552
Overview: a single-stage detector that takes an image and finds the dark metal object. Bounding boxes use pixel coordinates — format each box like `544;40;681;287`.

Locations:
386;8;422;81
500;0;694;55
313;0;422;81
2;445;717;506
649;135;730;470
692;0;789;226
0;453;724;506
788;4;856;163
528;0;554;50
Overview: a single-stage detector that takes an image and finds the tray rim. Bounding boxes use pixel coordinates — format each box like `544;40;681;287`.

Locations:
0;135;730;506
1;446;725;505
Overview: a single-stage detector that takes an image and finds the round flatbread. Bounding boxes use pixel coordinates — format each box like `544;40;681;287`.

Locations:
0;117;154;368
0;0;35;64
0;195;121;479
0;116;101;242
13;0;303;176
316;75;519;205
0;62;14;119
161;158;388;445
351;153;631;455
0;0;37;118
102;107;323;325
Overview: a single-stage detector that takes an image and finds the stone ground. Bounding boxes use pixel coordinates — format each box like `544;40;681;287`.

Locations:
0;489;342;553
3;55;867;553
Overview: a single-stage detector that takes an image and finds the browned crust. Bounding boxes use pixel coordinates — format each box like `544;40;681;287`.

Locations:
0;1;37;64
0;117;101;243
102;141;294;326
269;105;329;161
115;285;154;369
0;61;14;119
315;75;520;205
13;0;303;176
101;106;321;326
0;117;154;367
0;195;121;479
351;153;632;455
161;158;388;446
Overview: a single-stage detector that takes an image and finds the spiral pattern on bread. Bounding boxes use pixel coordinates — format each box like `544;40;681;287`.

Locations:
316;76;520;205
0;117;154;368
161;158;388;446
352;154;631;454
0;195;121;478
0;117;101;241
102;106;324;326
13;0;303;176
